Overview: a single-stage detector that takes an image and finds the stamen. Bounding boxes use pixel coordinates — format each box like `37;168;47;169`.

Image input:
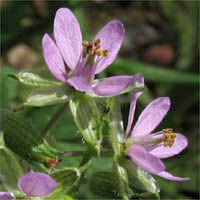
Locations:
89;43;95;55
103;50;108;57
95;49;105;56
94;39;100;46
82;38;108;57
82;40;89;47
162;128;176;147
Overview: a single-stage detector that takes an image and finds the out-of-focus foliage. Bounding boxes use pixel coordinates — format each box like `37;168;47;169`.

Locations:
160;0;198;71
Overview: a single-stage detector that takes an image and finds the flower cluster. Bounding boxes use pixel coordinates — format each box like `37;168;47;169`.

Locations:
41;6;190;187
1;7;190;200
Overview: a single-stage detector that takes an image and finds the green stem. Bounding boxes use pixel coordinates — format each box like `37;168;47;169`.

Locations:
79;146;95;167
70;146;95;198
60;150;113;158
40;103;67;137
122;195;129;200
13;104;25;112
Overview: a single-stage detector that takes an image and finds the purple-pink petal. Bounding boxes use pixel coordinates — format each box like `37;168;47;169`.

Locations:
0;192;13;200
18;172;57;197
42;34;67;82
54;8;83;70
127;144;165;174
93;20;125;74
93;75;140;96
125;76;144;138
157;171;190;181
131;97;170;138
67;76;93;93
149;133;188;159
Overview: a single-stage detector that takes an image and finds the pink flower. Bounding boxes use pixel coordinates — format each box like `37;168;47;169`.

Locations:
0;192;13;200
42;8;142;96
0;172;56;199
125;94;189;181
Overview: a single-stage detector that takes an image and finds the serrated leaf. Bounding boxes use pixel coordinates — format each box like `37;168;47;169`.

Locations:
10;72;62;88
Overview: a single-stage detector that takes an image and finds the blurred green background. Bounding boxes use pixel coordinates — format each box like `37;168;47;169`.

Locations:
1;0;199;199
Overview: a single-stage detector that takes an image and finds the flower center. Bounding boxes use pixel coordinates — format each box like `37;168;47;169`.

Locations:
82;39;108;57
124;128;176;152
162;128;176;147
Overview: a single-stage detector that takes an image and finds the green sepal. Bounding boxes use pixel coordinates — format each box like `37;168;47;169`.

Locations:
69;94;101;153
0;110;61;170
0;132;23;192
32;139;62;159
113;158;133;200
24;84;72;107
9;72;62;88
99;98;124;155
45;167;83;199
121;158;160;194
14;191;26;200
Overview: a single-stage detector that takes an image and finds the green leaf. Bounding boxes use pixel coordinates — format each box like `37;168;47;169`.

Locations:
24;84;72;107
0;110;61;170
109;58;200;84
0;109;42;161
113;159;133;200
10;72;62;88
89;171;120;199
69;94;101;152
0;132;23;192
